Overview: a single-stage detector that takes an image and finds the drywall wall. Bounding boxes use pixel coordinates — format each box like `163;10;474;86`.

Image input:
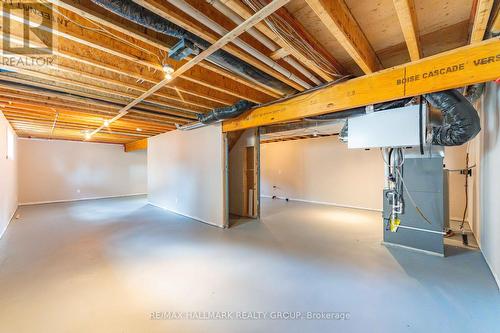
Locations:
477;82;500;289
148;124;226;227
0;112;18;238
261;135;467;213
229;129;258;217
18;139;147;204
443;145;468;221
261;136;385;210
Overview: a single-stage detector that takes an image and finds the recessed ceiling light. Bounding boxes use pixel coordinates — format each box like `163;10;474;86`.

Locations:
136;128;142;132
104;120;110;127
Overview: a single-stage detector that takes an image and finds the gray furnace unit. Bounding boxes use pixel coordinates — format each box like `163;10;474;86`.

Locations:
382;148;448;256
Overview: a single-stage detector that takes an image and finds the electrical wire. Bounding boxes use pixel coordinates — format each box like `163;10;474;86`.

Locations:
242;0;343;77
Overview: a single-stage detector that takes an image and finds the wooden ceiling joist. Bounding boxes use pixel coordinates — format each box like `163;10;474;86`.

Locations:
0;89;194;124
470;0;495;43
1;73;198;122
88;0;292;138
219;0;343;81
131;0;303;93
124;138;148;152
304;0;382;74
393;0;422;61
0;0;491;144
2;6;276;104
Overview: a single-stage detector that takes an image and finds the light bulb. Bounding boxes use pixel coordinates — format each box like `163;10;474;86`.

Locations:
163;64;174;74
136;128;142;132
104;120;110;127
84;132;92;140
165;73;172;81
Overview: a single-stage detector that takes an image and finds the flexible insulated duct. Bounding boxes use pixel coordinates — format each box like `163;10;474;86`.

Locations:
90;0;296;95
424;89;481;146
197;100;254;124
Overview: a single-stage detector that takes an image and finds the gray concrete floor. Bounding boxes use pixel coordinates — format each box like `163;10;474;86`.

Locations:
0;196;499;332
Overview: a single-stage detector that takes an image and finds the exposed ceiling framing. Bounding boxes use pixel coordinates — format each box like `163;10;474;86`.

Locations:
0;0;497;146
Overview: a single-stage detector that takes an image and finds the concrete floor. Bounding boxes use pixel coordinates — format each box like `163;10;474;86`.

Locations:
0;196;499;332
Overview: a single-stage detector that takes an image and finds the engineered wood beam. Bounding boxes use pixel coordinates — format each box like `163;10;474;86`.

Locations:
305;0;382;74
124;139;148;152
223;38;500;131
393;0;422;61
470;0;495;42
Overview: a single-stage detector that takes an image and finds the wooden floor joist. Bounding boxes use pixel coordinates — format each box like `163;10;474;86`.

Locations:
89;0;291;137
223;38;500;132
393;0;422;61
305;0;382;74
124;138;148;152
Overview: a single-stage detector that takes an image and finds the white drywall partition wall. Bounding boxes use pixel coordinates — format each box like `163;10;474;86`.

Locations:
261;136;385;211
443;145;468;221
18;139;147;204
229;129;257;217
261;135;468;213
478;82;500;289
0;112;18;238
148;123;226;227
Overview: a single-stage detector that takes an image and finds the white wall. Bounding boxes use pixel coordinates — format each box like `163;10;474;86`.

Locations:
229;129;256;217
148;124;226;227
261;135;467;214
261;136;385;211
0;112;18;238
18;139;147;204
477;82;500;289
443;145;468;221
